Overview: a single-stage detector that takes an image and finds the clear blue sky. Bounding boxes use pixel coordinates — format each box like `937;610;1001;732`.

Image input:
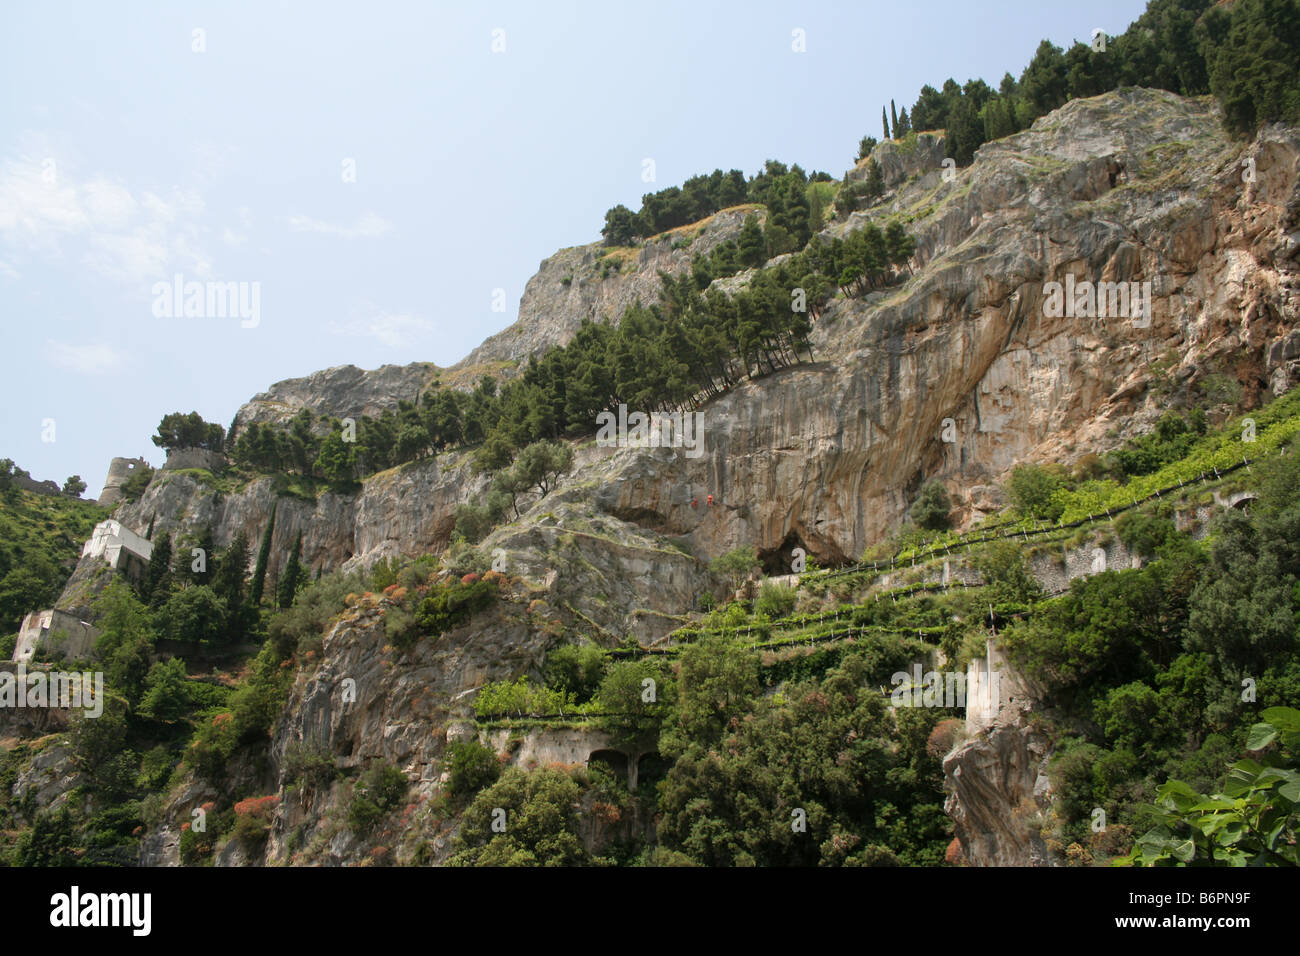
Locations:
0;0;1150;493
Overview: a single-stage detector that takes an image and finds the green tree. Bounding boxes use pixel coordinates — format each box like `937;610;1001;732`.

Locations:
156;585;226;644
277;532;304;610
910;480;952;531
709;545;758;590
137;657;192;722
446;740;501;801
544;643;608;704
141;530;173;604
738;213;766;269
212;532;251;639
450;766;586;866
856;135;877;161
1201;0;1300;135
602;204;640;246
314;430;356;483
249;505;276;607
596;658;674;748
151;411;225;453
1006;463;1065;520
62;475;86;497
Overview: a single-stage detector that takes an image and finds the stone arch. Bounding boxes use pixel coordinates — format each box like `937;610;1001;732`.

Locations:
587;749;628;787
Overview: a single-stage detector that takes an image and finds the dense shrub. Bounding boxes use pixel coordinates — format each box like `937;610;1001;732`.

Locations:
446;741;501;800
347;764;408;835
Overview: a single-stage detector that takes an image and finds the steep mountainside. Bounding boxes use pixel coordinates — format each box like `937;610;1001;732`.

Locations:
99;90;1299;586
15;87;1300;870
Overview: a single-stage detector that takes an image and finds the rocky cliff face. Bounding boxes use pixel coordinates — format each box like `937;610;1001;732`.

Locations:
108;90;1298;592
46;87;1300;866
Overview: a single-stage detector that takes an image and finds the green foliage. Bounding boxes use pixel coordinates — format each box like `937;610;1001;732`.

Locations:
0;482;107;632
282;743;339;791
595;658;675;747
415;575;497;637
1006;463;1065;520
14;807;80;867
249;506;276;606
185;643;294;785
1122;707;1300;865
910;480;952;531
1202;0;1300;135
1106;410;1207;479
136;658;192;722
710;545;758;590
119;463;155;503
450;766;586;866
277;532;305;610
446;740;502;801
155;585;226;644
754;581;796;619
972;540;1043;606
474;676;576;717
152;411;225;453
543;643;608;705
656;646;951;865
662;634;760;753
1115;511;1177;558
347;763;408;834
266;569;361;659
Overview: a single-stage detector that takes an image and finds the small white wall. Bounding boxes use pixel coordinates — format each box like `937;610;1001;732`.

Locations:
82;520;152;568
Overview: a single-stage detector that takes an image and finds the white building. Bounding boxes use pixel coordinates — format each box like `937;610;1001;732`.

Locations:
82;519;153;574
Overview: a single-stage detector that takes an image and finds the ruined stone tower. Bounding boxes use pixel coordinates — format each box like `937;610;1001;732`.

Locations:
97;456;150;508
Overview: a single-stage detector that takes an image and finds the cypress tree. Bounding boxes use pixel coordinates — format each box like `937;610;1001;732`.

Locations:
249;504;276;606
142;531;172;603
890;99;899;139
213;532;251;641
882;106;890;140
278;532;304;609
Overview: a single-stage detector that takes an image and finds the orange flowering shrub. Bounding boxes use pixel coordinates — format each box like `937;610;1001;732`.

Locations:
234;794;280;819
945;837;964;865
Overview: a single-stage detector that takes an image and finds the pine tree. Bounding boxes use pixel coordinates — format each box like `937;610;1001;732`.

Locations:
277;532;304;609
738;214;766;269
249;504;276;606
897;107;911;137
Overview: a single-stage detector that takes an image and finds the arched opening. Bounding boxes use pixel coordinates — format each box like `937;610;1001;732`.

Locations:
635;752;668;801
587;749;628;788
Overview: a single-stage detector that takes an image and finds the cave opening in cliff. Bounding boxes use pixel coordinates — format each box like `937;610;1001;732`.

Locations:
761;531;815;576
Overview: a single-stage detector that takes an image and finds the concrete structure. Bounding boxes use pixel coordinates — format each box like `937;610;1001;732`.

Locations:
97;457;150;508
13;609;98;663
82;519;152;580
